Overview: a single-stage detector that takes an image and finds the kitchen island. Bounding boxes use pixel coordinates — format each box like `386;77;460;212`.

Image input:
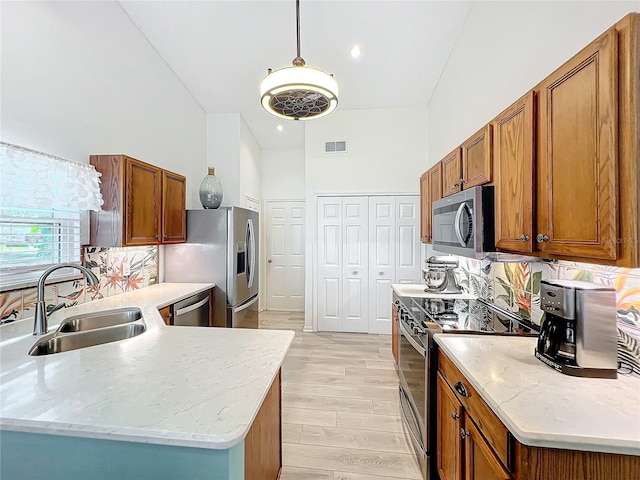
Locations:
0;283;294;480
434;334;640;480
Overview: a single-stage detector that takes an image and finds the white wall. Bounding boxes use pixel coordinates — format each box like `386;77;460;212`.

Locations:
261;148;305;200
303;107;428;330
206;114;263;208
1;1;206;208
239;117;262;206
428;0;638;163
206;114;241;207
305;107;428;194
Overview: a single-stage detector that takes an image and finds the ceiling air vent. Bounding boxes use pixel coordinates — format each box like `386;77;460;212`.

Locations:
325;141;347;154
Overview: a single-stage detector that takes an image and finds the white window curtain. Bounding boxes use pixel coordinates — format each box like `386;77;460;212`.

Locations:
0;142;103;211
0;142;103;290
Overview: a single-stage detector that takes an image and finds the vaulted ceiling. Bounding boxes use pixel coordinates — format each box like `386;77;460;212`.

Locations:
120;1;473;149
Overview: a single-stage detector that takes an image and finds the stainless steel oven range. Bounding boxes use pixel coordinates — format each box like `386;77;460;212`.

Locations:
395;293;539;480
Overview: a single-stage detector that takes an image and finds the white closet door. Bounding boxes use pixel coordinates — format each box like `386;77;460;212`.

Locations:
265;201;305;311
368;196;395;334
396;196;422;284
342;197;369;333
317;197;343;331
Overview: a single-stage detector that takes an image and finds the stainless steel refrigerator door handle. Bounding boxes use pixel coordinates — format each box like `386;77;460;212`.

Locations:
454;202;467;247
399;322;426;357
234;295;258;313
174;296;210;317
246;218;256;289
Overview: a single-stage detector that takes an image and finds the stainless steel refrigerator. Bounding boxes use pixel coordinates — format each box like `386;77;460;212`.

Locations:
164;207;258;328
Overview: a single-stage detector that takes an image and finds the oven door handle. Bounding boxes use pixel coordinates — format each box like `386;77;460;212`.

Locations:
399;388;426;453
399;322;426;357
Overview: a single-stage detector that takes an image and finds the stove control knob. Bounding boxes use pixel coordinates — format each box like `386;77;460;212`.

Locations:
413;326;421;335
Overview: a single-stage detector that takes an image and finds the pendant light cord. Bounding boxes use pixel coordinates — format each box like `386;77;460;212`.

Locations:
296;0;301;58
292;0;305;66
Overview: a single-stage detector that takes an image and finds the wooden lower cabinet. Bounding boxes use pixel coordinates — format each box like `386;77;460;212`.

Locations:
158;306;171;325
463;416;510;480
437;351;640;480
244;369;281;480
437;374;462;480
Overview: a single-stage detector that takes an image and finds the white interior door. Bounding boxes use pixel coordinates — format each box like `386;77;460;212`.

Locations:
342;197;369;333
396;196;421;284
265;201;305;311
317;197;343;331
368;196;395;334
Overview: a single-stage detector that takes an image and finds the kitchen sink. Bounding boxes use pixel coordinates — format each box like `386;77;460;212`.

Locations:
29;323;146;356
57;307;143;333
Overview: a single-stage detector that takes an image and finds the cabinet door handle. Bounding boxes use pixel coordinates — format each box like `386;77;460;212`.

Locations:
536;234;549;243
454;381;469;398
519;234;529;242
155;234;161;240
460;428;470;439
352;271;358;275
459;178;465;185
453;182;459;188
451;412;460;420
378;272;384;276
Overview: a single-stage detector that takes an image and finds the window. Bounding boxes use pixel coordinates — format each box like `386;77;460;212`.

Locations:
0;142;103;290
0;206;80;272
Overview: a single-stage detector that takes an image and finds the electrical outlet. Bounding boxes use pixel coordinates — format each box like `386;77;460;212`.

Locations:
122;262;131;277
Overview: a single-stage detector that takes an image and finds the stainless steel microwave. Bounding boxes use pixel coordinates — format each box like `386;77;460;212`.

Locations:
431;186;495;259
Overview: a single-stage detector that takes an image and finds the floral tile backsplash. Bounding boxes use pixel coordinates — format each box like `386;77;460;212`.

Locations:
0;246;158;323
456;256;640;376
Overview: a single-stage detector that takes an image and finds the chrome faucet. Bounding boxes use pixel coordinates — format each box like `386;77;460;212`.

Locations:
33;263;99;335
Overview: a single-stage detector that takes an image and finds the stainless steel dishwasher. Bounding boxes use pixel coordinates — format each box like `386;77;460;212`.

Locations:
171;291;211;327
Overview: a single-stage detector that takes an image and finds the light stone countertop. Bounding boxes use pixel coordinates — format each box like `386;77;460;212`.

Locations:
434;334;640;455
0;283;294;450
391;283;476;300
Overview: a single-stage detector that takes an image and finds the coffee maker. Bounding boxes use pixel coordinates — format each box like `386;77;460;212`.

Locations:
535;279;618;379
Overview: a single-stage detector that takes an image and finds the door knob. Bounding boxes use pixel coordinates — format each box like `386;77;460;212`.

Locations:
519;234;529;242
267;259;272;263
536;234;549;243
378;272;384;276
352;271;358;275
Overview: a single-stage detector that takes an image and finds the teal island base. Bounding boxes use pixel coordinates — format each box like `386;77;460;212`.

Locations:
0;431;245;480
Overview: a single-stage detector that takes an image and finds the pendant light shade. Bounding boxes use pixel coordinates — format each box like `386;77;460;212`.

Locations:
260;0;338;120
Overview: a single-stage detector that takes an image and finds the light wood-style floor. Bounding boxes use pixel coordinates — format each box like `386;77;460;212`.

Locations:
259;310;422;480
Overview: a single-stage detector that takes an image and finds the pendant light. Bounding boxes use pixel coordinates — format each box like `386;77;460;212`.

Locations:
260;0;338;120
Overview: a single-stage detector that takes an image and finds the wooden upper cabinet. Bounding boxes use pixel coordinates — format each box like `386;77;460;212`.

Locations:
125;157;162;246
420;163;443;243
441;148;463;197
493;91;536;253
90;155;187;247
162;171;187;243
537;28;618;260
461;124;492;189
437;373;463;480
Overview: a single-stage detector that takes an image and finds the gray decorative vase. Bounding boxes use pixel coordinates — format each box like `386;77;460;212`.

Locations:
199;167;223;209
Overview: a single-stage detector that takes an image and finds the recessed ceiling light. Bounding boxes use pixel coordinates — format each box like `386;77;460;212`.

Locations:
276;125;283;132
350;45;361;58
